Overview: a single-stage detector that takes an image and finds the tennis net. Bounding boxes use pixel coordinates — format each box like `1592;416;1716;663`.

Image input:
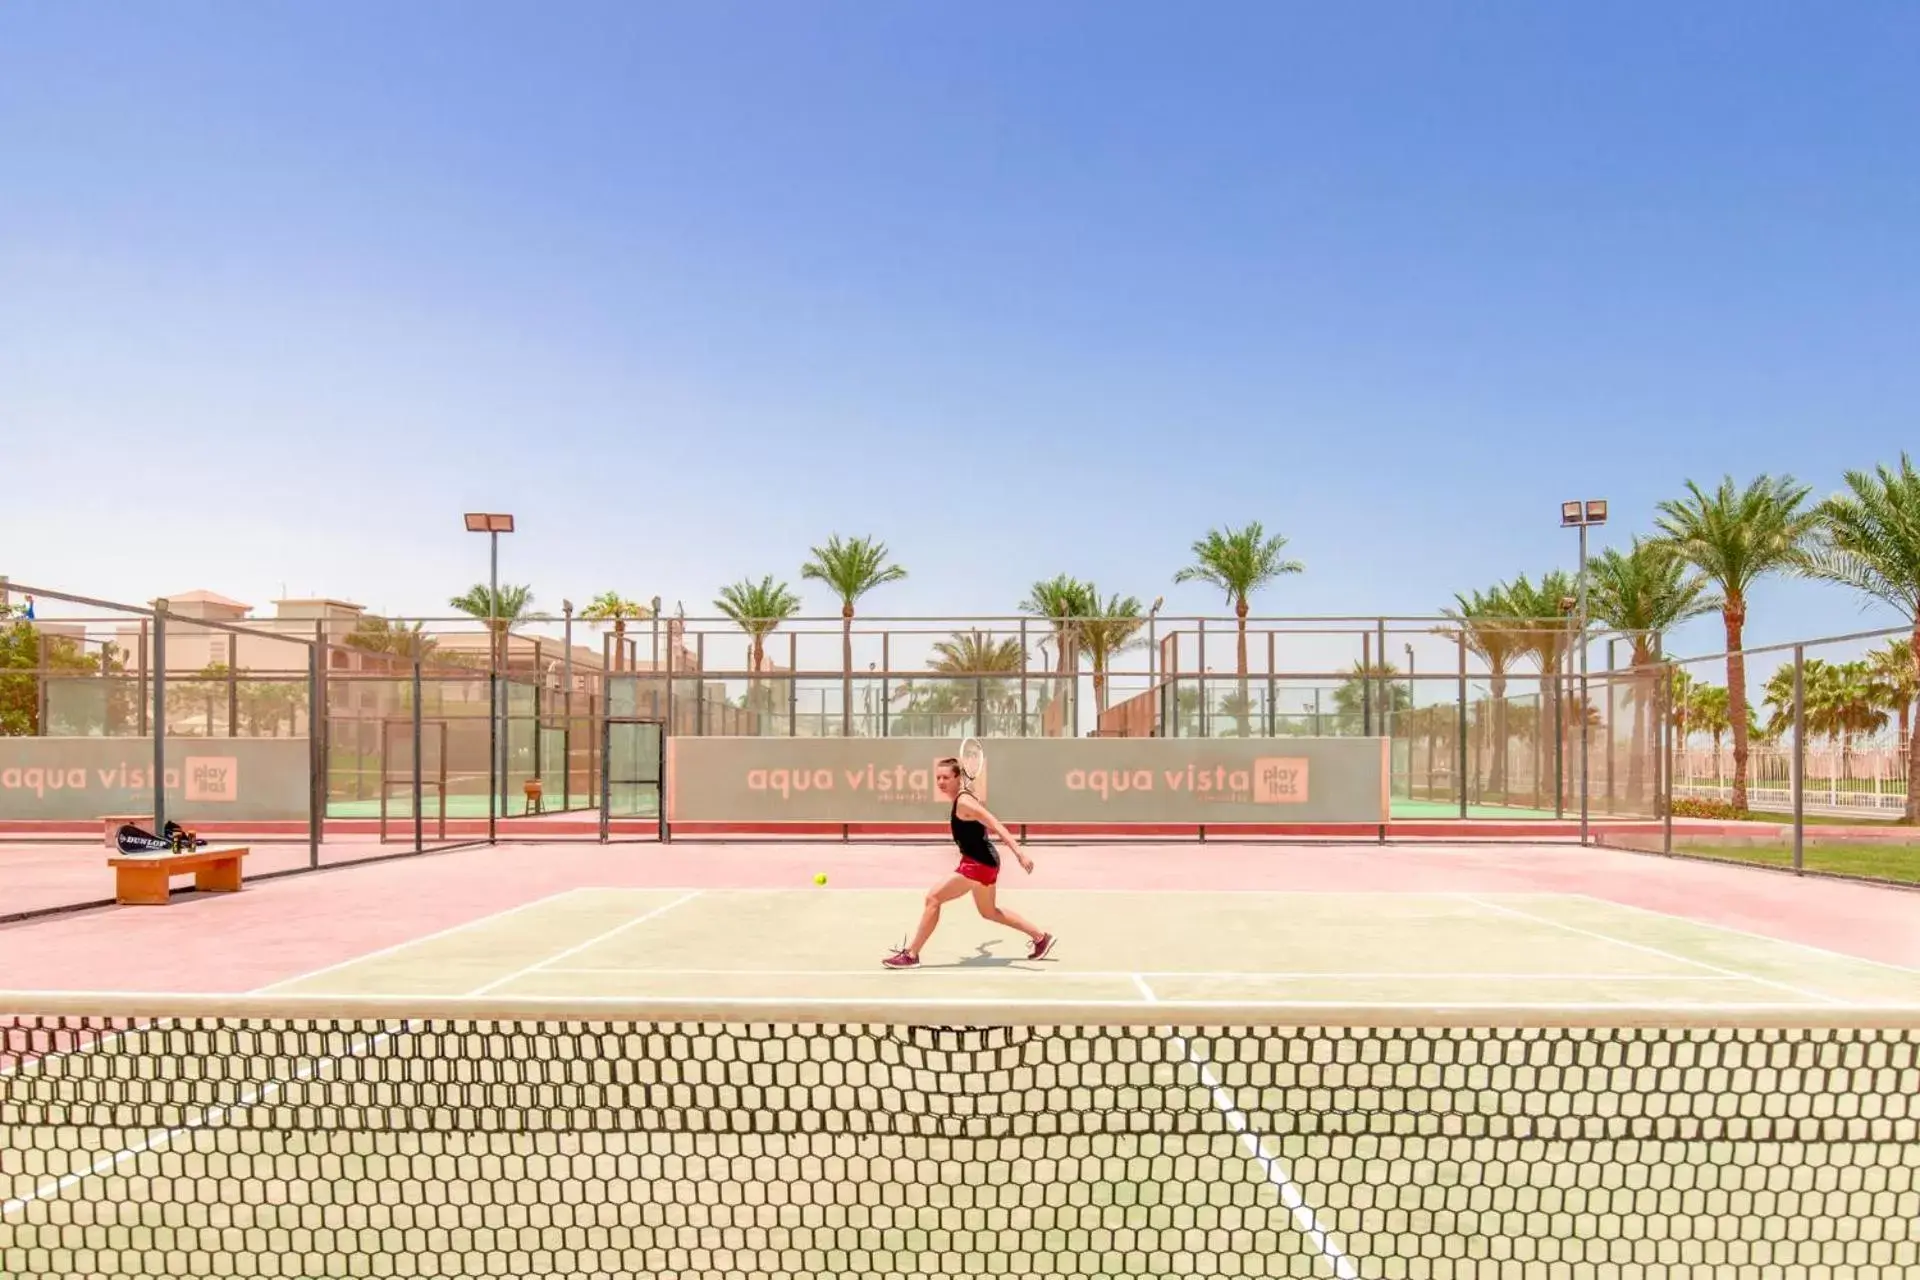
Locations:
3;996;1917;1278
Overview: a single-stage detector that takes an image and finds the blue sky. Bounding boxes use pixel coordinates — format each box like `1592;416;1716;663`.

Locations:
1;2;1914;668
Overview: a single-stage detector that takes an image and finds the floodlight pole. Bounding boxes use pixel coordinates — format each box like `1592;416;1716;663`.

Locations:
1562;499;1606;846
465;512;514;843
1578;519;1590;843
490;528;501;838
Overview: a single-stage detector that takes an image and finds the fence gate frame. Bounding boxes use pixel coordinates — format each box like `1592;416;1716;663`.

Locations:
599;716;666;843
377;716;450;844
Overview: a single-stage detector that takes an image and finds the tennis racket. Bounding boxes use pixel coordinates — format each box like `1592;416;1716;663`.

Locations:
957;735;987;795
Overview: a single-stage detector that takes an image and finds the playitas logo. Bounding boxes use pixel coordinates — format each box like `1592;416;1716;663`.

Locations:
1252;757;1309;803
184;756;238;802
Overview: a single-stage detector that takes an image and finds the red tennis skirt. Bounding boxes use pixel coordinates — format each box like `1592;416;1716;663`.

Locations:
956;859;999;886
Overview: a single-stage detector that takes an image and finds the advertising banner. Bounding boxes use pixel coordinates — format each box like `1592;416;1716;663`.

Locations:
667;736;1388;824
0;738;312;822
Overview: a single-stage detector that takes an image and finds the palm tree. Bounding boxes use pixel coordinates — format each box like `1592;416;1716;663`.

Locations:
1690;683;1732;761
714;576;801;722
580;593;652;673
1802;453;1920;821
1333;661;1412;733
1831;660;1891;770
1585;539;1718;804
1867;639;1917;748
450;583;538;674
1655;475;1817;811
910;629;1024;733
1501;571;1577;807
1019;573;1095;680
1441;586;1526;796
800;534;907;735
1173;522;1303;735
344;616;437;665
1075;591;1147;713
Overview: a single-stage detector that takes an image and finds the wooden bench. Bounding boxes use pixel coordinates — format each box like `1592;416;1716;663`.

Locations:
101;814;155;849
108;846;250;906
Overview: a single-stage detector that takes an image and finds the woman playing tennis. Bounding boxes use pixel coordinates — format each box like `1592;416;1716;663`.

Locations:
883;745;1055;968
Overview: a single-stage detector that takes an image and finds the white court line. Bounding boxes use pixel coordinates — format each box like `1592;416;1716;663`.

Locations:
1132;974;1157;1002
2;1022;411;1218
253;887;595;993
541;966;1754;981
1166;1024;1361;1279
466;891;702;997
1574;894;1920;978
1460;895;1848;1006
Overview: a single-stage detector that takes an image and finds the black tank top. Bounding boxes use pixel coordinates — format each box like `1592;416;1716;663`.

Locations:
950;795;998;867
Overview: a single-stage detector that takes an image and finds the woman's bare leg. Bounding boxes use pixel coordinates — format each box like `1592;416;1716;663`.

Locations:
903;876;975;957
971;882;1045;941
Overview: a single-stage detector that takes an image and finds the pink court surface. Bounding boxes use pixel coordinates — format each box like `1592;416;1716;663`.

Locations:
2;838;1917;1009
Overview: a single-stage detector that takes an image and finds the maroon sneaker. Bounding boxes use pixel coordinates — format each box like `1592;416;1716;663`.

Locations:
1028;933;1056;961
882;949;920;969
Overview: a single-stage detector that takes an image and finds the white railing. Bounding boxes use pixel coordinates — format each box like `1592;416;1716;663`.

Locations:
1672;743;1910;816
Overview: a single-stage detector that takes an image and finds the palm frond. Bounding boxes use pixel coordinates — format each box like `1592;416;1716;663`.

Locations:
799;534;908;607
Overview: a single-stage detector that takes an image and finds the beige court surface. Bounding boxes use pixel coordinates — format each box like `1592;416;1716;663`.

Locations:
9;888;1920;1279
263;887;1920;1008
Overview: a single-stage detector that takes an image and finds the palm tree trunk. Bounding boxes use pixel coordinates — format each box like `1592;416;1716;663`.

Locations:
750;634;765;732
613;620;625;674
1627;663;1648;805
1490;672;1508;796
841;605;854;737
1724;599;1750;811
1235;597;1250;737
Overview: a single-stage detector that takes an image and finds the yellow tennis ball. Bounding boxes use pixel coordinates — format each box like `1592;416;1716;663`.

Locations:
814;872;828;885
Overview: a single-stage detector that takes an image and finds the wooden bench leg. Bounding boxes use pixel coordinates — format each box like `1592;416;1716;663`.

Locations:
195;859;244;893
117;866;172;906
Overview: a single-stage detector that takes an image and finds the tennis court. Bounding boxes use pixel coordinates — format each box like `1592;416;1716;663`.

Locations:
254;884;1920;1008
4;841;1918;1278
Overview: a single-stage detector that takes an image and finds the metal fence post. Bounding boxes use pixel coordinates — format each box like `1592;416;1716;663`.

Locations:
312;620;328;861
227;636;239;737
1604;638;1616;815
1792;644;1806;874
152;601;168;832
1661;664;1674;856
1457;631;1469;818
1266;631;1277;737
1197;621;1207;737
1019;620;1029;737
598;716;610;844
1375;617;1387;739
306;634;321;867
35;631;48;735
664;623;676;744
1361;630;1372;736
413;653;425;854
488;636;499;846
137;619;149;735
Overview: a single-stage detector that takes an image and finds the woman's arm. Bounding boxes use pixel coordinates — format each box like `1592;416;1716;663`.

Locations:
957;794;1033;872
